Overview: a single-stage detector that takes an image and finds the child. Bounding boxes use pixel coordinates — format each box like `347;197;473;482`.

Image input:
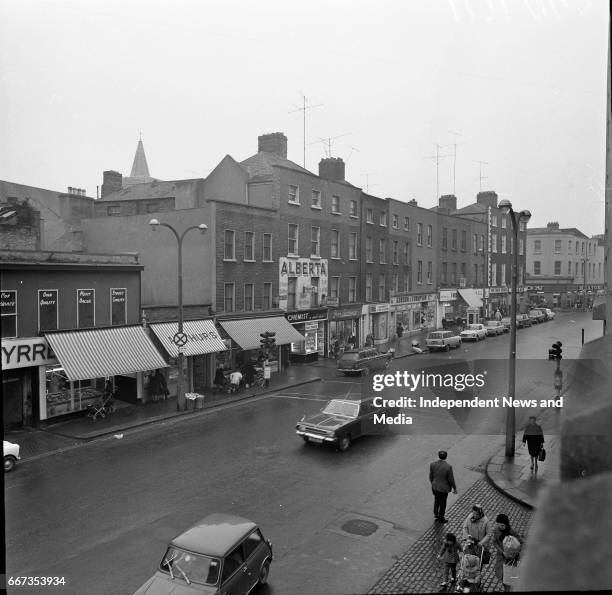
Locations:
458;537;482;592
437;532;461;588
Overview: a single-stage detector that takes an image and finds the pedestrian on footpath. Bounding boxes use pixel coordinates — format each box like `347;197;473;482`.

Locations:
522;416;544;472
487;513;522;592
429;450;458;523
437;532;461;588
461;504;491;548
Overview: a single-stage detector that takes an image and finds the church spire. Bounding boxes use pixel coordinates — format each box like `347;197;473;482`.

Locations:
130;136;150;178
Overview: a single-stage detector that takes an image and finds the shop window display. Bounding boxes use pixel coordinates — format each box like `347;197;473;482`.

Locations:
45;365;105;417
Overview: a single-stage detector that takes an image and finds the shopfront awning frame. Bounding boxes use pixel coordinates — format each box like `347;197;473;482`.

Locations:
149;319;227;358
219;316;305;350
457;288;483;309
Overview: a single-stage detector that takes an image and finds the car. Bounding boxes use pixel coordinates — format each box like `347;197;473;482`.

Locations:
337;348;391;376
535;307;555;321
3;441;20;472
516;314;532;328
296;397;387;451
500;316;512;330
425;330;462;352
134;513;273;595
528;309;546;324
460;323;487;342
485;320;507;336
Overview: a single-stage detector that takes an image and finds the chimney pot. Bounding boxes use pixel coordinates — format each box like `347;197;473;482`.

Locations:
318;157;345;181
258;132;288;159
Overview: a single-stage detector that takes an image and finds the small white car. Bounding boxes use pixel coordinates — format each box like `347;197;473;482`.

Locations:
4;441;20;472
426;330;462;352
460;323;487;341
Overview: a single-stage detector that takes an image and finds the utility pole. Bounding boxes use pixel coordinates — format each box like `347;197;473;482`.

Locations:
289;95;323;168
425;143;452;200
474;160;489;191
449;131;462;195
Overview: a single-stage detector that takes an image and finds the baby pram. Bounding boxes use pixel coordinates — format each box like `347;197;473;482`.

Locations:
455;538;484;593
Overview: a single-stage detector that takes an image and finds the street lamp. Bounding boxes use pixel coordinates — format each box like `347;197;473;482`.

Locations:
581;257;590;309
149;218;208;411
498;199;531;457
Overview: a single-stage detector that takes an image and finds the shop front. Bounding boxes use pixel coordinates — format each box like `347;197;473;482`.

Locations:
485;287;510;316
285;308;328;362
41;325;168;421
148;319;228;398
218;316;305;374
328;304;362;352
456;288;485;322
438;290;459;327
1;336;57;429
365;303;390;346
390;293;438;336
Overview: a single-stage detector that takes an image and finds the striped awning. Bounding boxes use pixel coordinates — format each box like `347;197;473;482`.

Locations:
149;319;227;357
458;288;483;309
45;326;168;381
219;316;305;350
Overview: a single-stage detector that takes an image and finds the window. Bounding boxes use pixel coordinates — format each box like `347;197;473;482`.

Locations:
442;262;448;284
392;214;399;229
491;264;497;286
404;242;409;265
222;546;244;582
575;242;579;254
107;205;121;216
349;233;357;260
332;195;340;213
392;272;399;293
244;231;254;261
473;264;478;285
350;200;358;217
473;234;478;253
263;233;272;262
534;239;542;253
287;277;297;310
77;288;95;328
224;230;235;260
451;229;457;250
393;241;398;264
366;237;373;262
331;230;340;258
366;208;374;223
288;184;299;203
263;283;272;310
491;214;498;227
311;189;321;208
501;216;507;229
501;235;507;254
378;273;386;300
379;211;387;227
582;242;585;254
568;239;572;252
519;263;524;282
244;530;264;559
427;225;433;247
224;283;235;312
519;221;526;232
567;261;572;275
403;216;410;231
534;261;541;275
379;238;386;264
288;224;299;255
110;288;127;325
451;263;457;285
554;239;562;253
404;271;411;292
442;228;448;250
460;230;466;251
575;262;578;275
417;223;423;245
417;261;423;284
329;277;339;299
519;238;524;256
480;235;485;251
311;277;319;307
244;284;254;310
311;226;320;256
500;263;506;285
1;290;17;338
427;261;432;284
348;277;357;302
554;261;561;275
491;232;497;253
366;273;373;301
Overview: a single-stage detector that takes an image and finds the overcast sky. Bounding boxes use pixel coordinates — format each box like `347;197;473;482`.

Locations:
0;0;608;236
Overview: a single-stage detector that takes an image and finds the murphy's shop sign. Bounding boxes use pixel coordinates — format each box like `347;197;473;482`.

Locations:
2;337;58;370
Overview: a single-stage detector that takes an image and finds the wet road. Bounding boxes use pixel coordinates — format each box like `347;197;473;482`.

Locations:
5;312;599;595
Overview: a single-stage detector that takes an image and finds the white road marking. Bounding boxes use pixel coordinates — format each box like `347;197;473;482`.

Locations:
272;394;329;401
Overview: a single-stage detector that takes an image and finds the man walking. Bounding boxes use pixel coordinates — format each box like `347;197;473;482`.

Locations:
429;450;458;523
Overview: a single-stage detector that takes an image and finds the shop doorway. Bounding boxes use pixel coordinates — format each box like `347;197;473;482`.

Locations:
3;372;23;430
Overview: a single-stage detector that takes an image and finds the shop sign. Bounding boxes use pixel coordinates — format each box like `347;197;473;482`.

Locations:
325;297;339;307
489;287;509;294
38;289;58;331
285;308;327;323
328;305;362;321
1;337;58;370
439;290;458;302
369;303;389;313
390;293;437;305
1;290;17;337
77;289;95;328
111;288;127;325
279;257;328;311
305;321;319;331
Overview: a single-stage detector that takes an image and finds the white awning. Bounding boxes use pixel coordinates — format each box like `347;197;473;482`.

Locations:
219;316;305;350
149;320;227;357
457;288;483;309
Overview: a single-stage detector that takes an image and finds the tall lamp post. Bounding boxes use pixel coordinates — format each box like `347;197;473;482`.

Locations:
581;257;590;308
498;200;531;457
149;219;208;411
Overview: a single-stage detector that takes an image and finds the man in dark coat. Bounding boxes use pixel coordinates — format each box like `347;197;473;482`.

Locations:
429;450;458;523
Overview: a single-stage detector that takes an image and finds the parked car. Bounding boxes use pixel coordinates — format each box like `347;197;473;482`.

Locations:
501;316;512;330
535;307;555;321
3;441;20;472
485;320;507;336
528;309;546;324
337;348;391;376
460;323;487;342
134;513;273;595
296;397;387;451
516;314;532;328
425;330;462;352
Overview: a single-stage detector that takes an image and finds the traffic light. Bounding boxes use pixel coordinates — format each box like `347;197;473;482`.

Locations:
548;341;562;361
267;332;276;349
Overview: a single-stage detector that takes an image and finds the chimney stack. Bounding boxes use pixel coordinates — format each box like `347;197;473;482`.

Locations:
319;157;345;181
101;170;123;198
547;221;560;230
408;199;418;206
476;190;498;208
258;132;288;159
439;194;457;212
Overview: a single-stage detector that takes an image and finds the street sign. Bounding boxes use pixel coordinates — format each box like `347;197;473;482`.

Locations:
173;332;188;347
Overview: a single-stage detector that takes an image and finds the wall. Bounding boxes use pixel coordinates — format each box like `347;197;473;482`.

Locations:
80;207;214;309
